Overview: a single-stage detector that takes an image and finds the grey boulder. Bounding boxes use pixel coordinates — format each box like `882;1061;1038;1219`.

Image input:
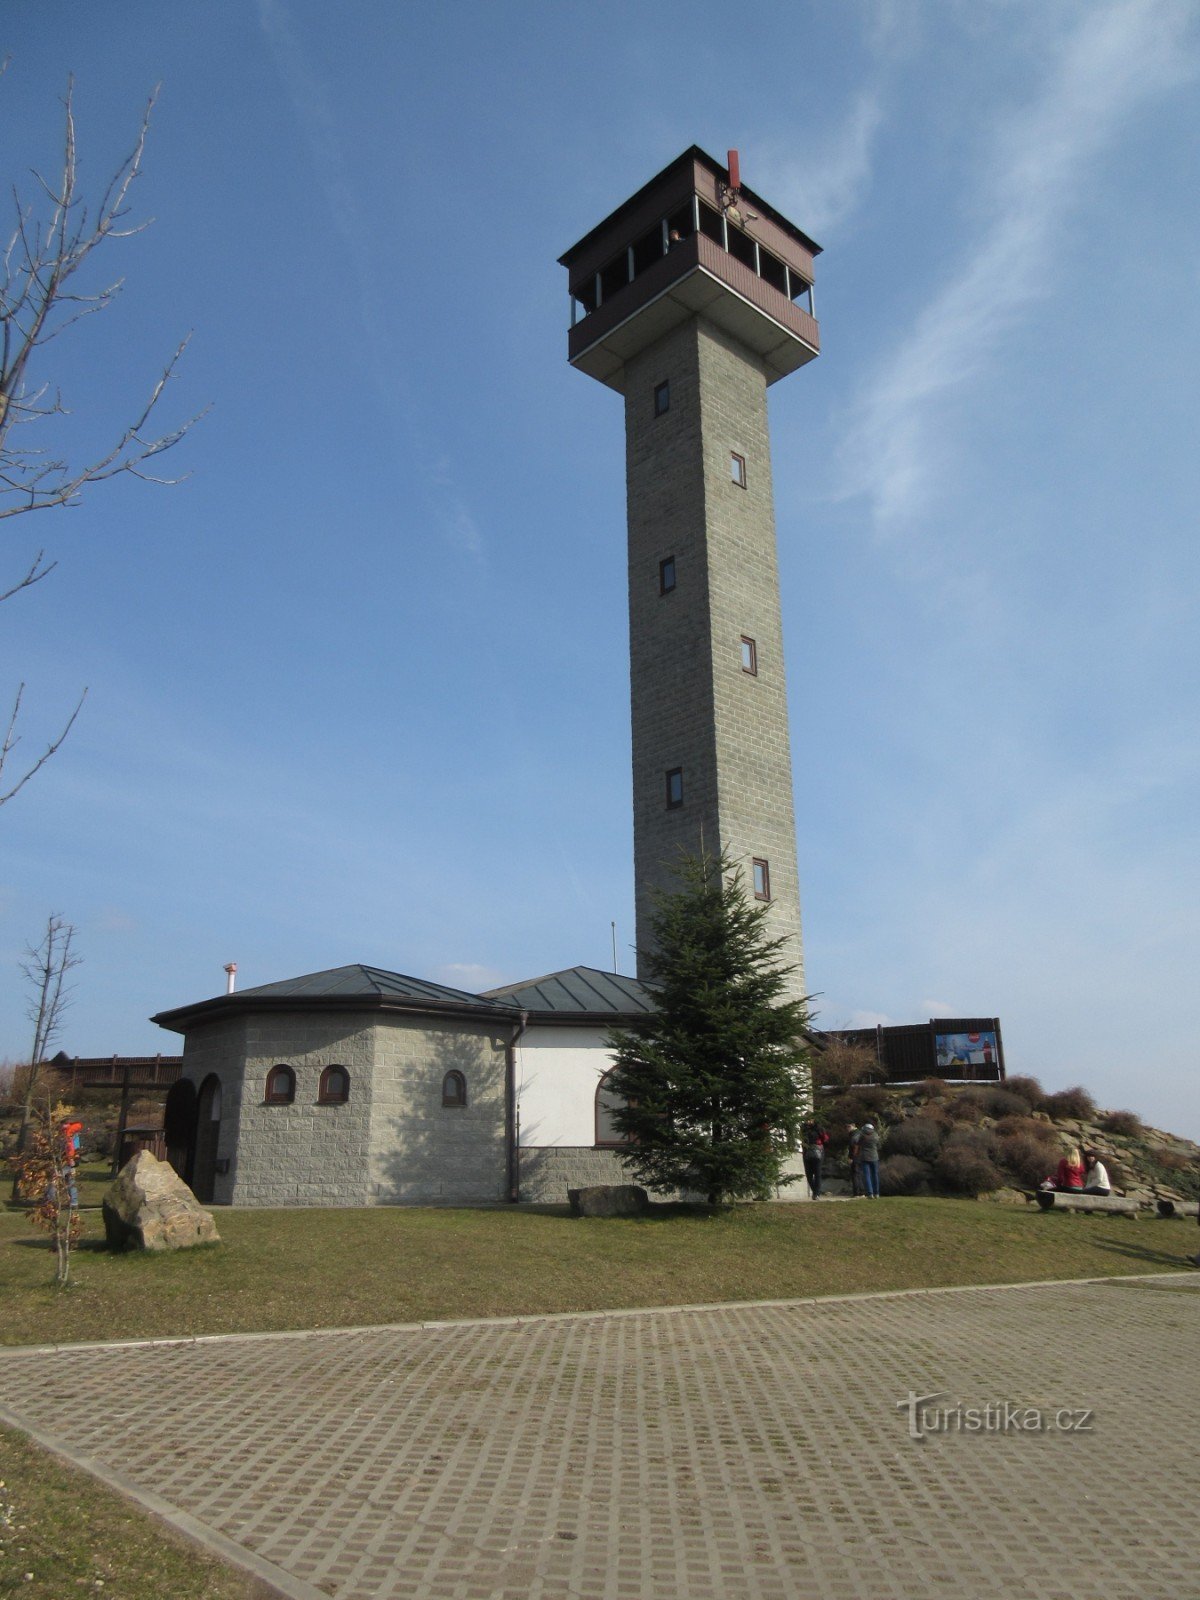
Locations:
568;1184;649;1217
102;1150;221;1251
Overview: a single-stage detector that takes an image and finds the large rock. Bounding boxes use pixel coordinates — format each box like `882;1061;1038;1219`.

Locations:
102;1150;221;1251
568;1184;649;1217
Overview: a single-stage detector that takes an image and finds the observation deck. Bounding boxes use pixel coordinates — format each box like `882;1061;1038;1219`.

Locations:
559;145;821;393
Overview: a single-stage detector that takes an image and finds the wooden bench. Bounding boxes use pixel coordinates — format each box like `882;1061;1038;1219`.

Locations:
1034;1191;1140;1216
1155;1198;1200;1219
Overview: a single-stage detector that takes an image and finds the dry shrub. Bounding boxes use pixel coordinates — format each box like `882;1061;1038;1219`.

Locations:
957;1086;1031;1120
946;1092;984;1125
1099;1109;1143;1138
934;1143;1004;1196
915;1077;949;1101
995;1130;1060;1190
815;1037;885;1088
880;1155;932;1196
1041;1086;1096;1121
993;1114;1050;1139
1002;1075;1046;1111
826;1085;894;1129
916;1101;953;1127
885;1118;945;1163
944;1124;1001;1161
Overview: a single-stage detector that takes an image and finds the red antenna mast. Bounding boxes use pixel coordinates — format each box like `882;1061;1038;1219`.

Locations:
727;149;741;193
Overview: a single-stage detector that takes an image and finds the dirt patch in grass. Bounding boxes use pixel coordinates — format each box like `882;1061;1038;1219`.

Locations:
1;1195;1194;1349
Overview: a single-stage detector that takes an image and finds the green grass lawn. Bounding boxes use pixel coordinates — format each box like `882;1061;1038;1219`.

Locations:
2;1179;1194;1349
1;1183;1194;1599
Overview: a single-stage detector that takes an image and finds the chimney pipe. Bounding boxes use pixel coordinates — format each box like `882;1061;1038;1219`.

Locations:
224;962;237;995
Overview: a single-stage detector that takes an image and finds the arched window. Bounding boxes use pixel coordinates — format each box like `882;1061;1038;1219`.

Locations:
442;1070;467;1108
318;1065;350;1105
595;1071;633;1147
265;1065;296;1105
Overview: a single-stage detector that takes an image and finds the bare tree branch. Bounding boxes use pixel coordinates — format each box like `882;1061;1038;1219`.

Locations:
0;547;54;603
0;683;87;806
12;913;83;1174
2;73;203;808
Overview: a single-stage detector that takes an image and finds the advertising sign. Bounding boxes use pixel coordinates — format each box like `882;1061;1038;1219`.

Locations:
935;1031;998;1070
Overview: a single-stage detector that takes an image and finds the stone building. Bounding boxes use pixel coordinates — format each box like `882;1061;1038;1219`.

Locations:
154;965;657;1206
154;147;821;1207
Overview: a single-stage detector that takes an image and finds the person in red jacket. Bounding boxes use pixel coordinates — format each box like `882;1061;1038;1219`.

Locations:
1053;1147;1085;1190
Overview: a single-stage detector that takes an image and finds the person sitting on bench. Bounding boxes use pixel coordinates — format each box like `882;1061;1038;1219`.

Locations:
1082;1150;1112;1196
1053;1147;1085;1191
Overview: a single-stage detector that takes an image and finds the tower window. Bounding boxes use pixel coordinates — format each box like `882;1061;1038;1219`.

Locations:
740;637;757;675
731;453;747;489
752;858;771;901
442;1070;467;1108
659;555;676;594
654;380;670;416
665;768;683;809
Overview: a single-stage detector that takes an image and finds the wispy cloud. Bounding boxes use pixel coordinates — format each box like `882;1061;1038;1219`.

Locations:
839;0;1197;533
256;0;364;279
759;88;885;240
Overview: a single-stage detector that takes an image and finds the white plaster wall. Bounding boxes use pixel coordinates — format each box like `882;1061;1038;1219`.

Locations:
514;1025;615;1148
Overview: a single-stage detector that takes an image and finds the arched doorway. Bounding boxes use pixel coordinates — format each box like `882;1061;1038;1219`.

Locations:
192;1075;223;1203
163;1077;198;1185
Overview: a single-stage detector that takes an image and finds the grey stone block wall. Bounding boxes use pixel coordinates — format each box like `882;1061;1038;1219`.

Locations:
518;1146;811;1205
624;316;806;1000
180;1010;511;1208
207;1012;375;1207
517;1146;633;1204
368;1015;509;1205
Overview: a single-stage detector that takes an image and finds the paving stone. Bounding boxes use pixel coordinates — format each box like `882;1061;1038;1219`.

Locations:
1;1276;1197;1599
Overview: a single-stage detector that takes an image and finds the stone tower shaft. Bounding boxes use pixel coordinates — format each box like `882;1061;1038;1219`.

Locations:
559;147;820;998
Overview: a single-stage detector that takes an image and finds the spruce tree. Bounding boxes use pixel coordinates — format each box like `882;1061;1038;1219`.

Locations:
605;851;812;1205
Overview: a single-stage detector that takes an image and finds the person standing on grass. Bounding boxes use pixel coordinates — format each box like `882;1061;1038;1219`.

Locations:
847;1124;863;1197
857;1122;881;1199
801;1122;829;1199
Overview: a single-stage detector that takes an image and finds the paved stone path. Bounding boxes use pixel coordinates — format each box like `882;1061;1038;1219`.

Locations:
2;1274;1197;1600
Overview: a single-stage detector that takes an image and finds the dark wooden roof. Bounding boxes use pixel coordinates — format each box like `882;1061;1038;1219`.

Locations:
558;145;822;268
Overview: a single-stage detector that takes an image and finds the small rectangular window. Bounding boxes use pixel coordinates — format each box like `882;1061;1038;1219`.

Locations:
752;858;771;901
731;452;747;488
659;555;676;594
654;380;670;416
740;636;757;675
665;768;683;809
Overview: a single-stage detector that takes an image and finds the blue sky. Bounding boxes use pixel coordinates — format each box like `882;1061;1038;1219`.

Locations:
2;1;1197;1137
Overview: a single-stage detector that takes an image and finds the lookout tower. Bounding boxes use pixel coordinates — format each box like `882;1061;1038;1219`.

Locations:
559;147;820;998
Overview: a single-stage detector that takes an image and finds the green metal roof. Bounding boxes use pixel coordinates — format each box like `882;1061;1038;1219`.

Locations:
482;966;654;1016
232;965;515;1009
153;963;656;1035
